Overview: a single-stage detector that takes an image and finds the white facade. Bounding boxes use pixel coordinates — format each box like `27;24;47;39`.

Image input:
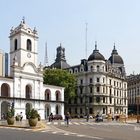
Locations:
0;19;64;120
67;45;128;117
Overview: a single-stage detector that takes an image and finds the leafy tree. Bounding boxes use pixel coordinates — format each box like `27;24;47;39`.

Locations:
43;69;77;100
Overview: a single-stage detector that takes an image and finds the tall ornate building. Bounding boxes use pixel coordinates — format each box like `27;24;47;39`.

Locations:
0;49;4;76
51;43;128;117
0;19;64;120
66;43;128;117
127;74;140;114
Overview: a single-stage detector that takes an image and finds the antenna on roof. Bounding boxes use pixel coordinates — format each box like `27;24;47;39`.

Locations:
85;22;88;59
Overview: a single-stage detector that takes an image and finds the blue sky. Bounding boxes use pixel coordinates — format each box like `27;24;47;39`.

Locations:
0;0;140;75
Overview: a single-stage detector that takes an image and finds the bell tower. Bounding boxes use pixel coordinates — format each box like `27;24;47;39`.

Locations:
9;18;38;69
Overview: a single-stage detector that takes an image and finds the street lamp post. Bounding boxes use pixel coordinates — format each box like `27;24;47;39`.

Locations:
86;107;89;122
85;94;89;122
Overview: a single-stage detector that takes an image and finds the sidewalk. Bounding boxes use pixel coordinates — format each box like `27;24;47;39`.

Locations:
0;119;139;129
0;120;46;129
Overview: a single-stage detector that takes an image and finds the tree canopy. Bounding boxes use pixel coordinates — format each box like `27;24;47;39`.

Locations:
43;69;77;99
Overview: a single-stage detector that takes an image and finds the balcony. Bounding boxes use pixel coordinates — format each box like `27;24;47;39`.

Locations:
91;102;109;106
93;92;108;97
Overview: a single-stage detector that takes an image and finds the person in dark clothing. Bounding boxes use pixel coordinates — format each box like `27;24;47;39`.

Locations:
95;113;102;122
20;112;23;121
65;112;70;126
49;113;53;122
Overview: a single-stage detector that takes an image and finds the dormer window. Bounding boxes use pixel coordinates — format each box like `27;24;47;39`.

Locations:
74;68;78;73
69;69;73;74
14;39;18;50
27;39;32;51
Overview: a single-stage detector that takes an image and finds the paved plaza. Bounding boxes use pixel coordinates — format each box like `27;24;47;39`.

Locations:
0;119;140;140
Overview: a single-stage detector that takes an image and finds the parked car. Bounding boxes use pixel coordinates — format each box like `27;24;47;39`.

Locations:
53;114;63;120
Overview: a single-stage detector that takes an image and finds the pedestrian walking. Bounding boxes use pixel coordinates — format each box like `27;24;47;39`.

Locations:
65;112;70;127
112;113;115;121
49;113;53;122
86;114;89;122
20;112;23;121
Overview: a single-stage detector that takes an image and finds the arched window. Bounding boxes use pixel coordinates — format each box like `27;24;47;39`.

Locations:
74;68;78;73
97;65;100;72
56;92;59;101
14;39;18;50
27;39;32;51
56;90;61;101
56;105;59;114
1;83;10;97
25;85;32;99
69;69;73;74
45;89;51;100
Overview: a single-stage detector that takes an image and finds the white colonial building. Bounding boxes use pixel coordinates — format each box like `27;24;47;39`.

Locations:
0;19;64;120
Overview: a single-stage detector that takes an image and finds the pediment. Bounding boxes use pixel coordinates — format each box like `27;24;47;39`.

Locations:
22;62;38;74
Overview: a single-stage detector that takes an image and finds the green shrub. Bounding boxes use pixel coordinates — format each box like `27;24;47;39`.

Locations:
28;109;38;119
7;107;15;118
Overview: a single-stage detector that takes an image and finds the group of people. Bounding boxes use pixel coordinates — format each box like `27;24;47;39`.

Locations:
1;112;23;121
1;113;6;120
16;112;23;121
48;112;71;127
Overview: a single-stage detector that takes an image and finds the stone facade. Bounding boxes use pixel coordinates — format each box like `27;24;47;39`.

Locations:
127;74;140;114
66;43;128;117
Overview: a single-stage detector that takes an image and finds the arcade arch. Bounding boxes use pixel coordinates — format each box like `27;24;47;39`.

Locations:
45;104;50;119
1;101;10;119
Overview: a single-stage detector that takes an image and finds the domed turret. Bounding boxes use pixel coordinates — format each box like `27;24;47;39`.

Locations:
88;42;105;61
50;43;70;69
108;44;124;64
